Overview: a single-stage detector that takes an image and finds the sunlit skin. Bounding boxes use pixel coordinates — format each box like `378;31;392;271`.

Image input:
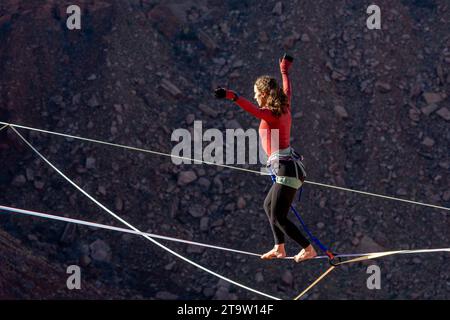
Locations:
253;84;267;108
261;243;317;262
294;245;317;262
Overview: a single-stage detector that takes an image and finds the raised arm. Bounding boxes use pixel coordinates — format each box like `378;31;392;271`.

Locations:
279;54;293;103
214;88;277;122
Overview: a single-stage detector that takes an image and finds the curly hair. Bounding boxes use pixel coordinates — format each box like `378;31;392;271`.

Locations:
254;75;289;117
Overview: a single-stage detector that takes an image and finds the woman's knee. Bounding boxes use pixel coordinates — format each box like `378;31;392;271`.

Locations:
274;208;292;226
269;214;281;228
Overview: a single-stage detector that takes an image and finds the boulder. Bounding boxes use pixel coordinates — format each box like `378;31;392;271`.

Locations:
89;239;112;263
177;171;197;186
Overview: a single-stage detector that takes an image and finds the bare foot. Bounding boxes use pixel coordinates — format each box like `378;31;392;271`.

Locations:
294;245;317;263
261;244;286;260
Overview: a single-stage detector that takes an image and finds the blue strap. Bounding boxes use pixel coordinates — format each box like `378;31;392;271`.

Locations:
290;186;330;253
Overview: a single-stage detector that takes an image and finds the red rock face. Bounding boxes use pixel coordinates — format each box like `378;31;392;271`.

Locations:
0;229;109;299
0;0;448;300
147;4;182;39
0;0;113;122
0;1;117;298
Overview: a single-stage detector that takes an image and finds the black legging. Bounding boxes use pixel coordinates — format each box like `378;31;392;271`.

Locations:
263;160;310;248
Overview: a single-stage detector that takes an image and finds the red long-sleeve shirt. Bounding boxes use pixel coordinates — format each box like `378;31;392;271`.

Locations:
233;72;292;156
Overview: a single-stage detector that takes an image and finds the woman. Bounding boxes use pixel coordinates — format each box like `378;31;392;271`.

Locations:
214;54;317;263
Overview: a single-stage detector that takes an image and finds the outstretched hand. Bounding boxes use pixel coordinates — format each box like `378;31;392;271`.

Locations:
214;87;238;101
214;87;227;99
279;53;293;74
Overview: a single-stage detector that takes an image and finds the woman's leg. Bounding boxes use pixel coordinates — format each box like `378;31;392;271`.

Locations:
261;184;286;259
263;184;285;244
266;160;317;262
270;182;311;249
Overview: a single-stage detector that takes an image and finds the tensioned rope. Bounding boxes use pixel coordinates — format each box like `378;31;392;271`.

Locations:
9;126;281;300
1;121;448;212
2;205;448;301
0;124;8;132
335;248;450;265
0;122;261;175
10;204;444;261
294;266;336;300
293;246;450;300
0;205;265;258
1;203;448;301
2;124;449;300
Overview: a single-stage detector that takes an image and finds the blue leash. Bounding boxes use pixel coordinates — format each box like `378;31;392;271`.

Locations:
291;187;330;254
